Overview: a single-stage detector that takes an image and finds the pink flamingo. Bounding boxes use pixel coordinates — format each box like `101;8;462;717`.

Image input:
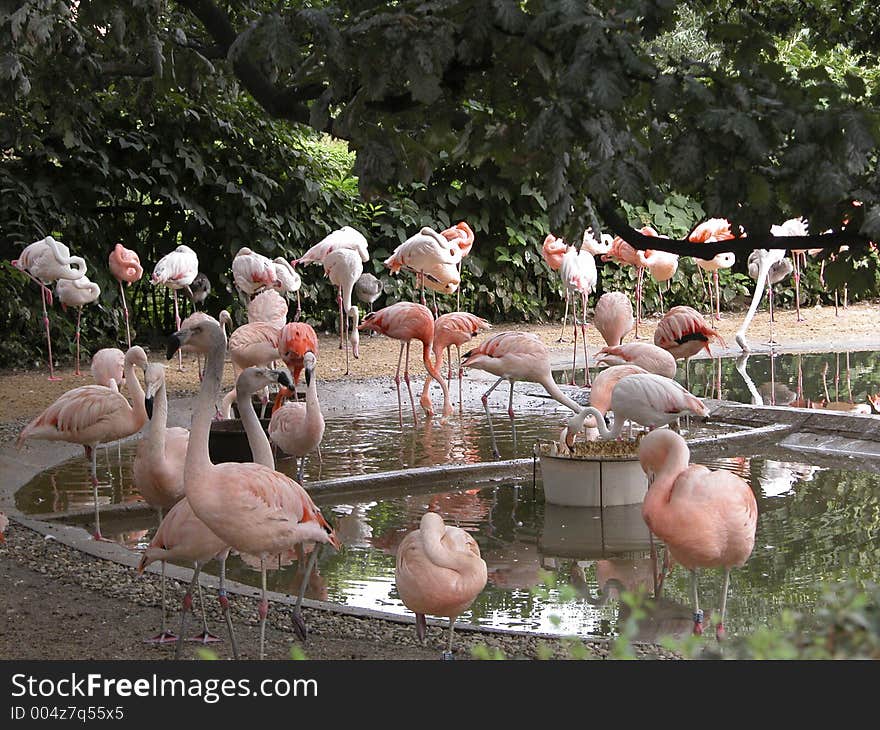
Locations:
384;227;461;313
277;322;319;400
294;226;369;268
643;248;679;315
440;221;475;309
12;235;88;381
771;217;811;321
593;291;634;347
55;275;101;376
558;363;648;447
541;233;570;339
231;247;276;303
562;372;709;443
16;346;149;540
357;302;453;425
420;311;492;414
108;243;143;348
132;362;191;644
688;218;736;322
322;247;363;374
166;318;341;658
459;330;583;458
395;511;487;658
559;239;599;386
638;429;758;639
152;245;199;371
595;341;677;378
603;233;650;339
271;257;302;320
269;352;325;483
90;348;125;390
655;305;726;385
218;321;281;419
247;288;288;329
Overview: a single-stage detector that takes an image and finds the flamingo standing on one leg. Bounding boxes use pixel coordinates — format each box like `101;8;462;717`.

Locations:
643;248;679;317
322;247;363;375
638;429;757;639
770;217;811;322
395;511;487;658
384;227;461;314
654;305;726;385
736;248;793;352
16;346;149;540
269;352;325;484
459;331;585;458
12;235;88;381
357;302;453;425
561;373;710;444
152;245;199;371
593;291;635;347
108;243;143;348
294;226;369;268
166;318;341;659
440;221;475;310
541;233;569;341
688;218;736;322
55;275;101;376
420;311;492;414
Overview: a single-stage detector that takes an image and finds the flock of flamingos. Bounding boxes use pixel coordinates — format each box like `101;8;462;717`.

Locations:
4;214;843;658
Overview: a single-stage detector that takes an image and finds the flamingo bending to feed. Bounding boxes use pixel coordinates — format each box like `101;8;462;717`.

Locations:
655;305;726;385
152;245;199;371
269;352;325;484
561;373;709;445
395;511;487;658
166;318;341;659
56;275;101;376
384;227;461;312
420;311;492;414
108;243;143;348
322;247;362;374
231;247;276;303
593;291;635;347
357;302;453;425
440;221;475;309
688;218;736;322
736;248;792;352
294;226;369;267
559;239;598;386
12;235;88;380
638;429;757;639
16;346;149;540
218;320;281;419
277;322;319;401
459;331;583;458
595;341;677;379
91;348;125;390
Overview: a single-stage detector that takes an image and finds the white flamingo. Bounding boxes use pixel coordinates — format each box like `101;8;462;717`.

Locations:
152;245;199;371
736;247;792;352
323;248;362;374
55;274;101;376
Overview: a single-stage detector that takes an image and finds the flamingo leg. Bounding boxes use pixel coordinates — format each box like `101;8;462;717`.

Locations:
291;544;321;642
119;281;132;348
557;290;570;342
716;568;731;641
188;578;221;644
394;342;405;427
442;621;456;659
634;267;644;339
174;562;202;660
337;290;344;351
402;340;418;423
258;559;269;661
690;569;703;636
40;284;61;381
793;252;803;322
73;307;82;376
714;270;722;322
481;376;505;459
569;292;578;385
172;289;183;371
218;555;239;660
294;290;302;322
767;281;777;346
697;266;711;318
456;344;463;414
146;559;178;644
86;445;108;541
581;292;591;387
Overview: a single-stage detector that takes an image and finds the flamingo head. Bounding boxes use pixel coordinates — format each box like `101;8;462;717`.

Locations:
167;318;224;358
143;363;169;420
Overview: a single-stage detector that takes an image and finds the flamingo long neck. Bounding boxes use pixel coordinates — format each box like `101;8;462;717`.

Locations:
186;330;226;477
642;456;689;534
305;371;320;415
736;253;773;345
237;384;274;469
421;525;477;574
348;305;360;353
422;340;450;403
147;381;169;458
124;358;147;428
537;374;584;414
570;405;623;440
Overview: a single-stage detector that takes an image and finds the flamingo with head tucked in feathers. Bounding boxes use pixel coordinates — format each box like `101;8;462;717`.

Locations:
231;247;276;304
384;227;461;314
56;275;101;376
108;243;143;348
323;247;362;375
441;221;475;309
271;257;302;320
294;226;369;268
152;245;199;371
559;235;601;386
655;305;726;385
593;291;634;348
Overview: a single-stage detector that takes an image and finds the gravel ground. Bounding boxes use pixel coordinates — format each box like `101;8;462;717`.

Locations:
2;302;878;661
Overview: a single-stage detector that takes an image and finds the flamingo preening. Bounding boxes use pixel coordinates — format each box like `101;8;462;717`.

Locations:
440;221;475;310
384;227;461;314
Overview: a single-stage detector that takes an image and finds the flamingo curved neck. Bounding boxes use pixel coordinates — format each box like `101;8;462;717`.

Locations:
422;341;450;403
537;375;584;414
124;358;147;427
420;525;475;574
187;331;226;475
237;385;274;469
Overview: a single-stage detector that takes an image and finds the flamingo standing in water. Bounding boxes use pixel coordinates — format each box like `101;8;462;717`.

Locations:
108;243;143;348
688;218;736;322
420;311;492;414
16;346;149;540
459;330;584;458
152;245;199;371
166;319;341;659
269;352;325;483
395;511;487;658
593;291;634;347
562;373;709;444
357;302;453;425
12;235;88;381
55;275;101;376
322;247;362;374
440;221;475;310
638;429;757;639
736;248;792;352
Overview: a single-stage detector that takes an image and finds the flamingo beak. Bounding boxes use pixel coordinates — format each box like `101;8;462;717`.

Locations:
145;397;154;420
166;332;183;359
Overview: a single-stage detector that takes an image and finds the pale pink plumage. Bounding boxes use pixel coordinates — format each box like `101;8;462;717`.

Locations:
593;291;635;347
247;289;289;329
655;305;725;360
90;348;126;390
269;352;325;478
690;218;737;321
13;236;87;283
231;247;276;297
440;221;475;257
384;227;461;295
595;341;677;378
295;226;369;266
152;245;198;289
219;321;281;418
323;247;363;369
395;511;487;653
541;233;567;271
56;275;100;308
108;244;143;285
138;499;229;573
639;429;757;638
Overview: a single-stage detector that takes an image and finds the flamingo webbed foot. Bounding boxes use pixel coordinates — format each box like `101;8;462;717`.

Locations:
145;630;178;645
187;631;222;644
